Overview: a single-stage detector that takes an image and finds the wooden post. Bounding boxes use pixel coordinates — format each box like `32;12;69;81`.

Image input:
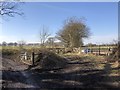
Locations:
31;52;34;66
107;47;110;56
25;52;27;60
98;45;100;55
58;49;59;54
63;48;65;54
90;45;92;54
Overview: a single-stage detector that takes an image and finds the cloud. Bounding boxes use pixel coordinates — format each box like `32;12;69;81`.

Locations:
0;35;19;43
84;34;118;44
0;34;118;44
0;34;40;43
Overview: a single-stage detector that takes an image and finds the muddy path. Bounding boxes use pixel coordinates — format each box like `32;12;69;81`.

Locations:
1;56;120;89
1;57;41;89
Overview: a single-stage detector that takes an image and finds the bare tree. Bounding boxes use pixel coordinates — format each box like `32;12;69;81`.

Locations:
18;40;26;51
39;26;50;47
18;40;26;46
46;37;55;48
0;0;23;17
2;41;7;46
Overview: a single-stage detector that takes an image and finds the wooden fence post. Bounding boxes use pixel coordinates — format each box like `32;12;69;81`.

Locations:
98;45;100;55
25;52;27;60
31;52;35;66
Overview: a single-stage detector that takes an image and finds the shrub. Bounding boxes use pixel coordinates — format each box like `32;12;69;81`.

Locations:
107;44;120;62
2;49;19;56
2;49;20;61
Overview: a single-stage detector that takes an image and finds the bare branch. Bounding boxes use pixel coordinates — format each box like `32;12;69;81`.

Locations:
0;1;24;17
39;26;51;47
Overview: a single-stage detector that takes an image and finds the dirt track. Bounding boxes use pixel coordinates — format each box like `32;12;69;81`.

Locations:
1;57;41;89
1;56;120;89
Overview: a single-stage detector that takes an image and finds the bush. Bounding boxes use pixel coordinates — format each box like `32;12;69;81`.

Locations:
107;44;120;62
2;49;20;61
2;49;19;56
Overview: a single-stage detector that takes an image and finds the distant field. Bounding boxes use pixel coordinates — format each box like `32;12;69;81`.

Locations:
0;45;117;49
83;45;117;49
0;46;41;50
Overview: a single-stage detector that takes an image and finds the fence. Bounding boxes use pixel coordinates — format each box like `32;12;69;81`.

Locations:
79;46;115;56
20;48;66;65
20;51;43;66
20;52;35;65
20;46;116;65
